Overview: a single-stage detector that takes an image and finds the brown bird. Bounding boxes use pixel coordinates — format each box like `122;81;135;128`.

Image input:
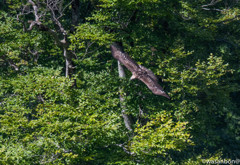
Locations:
111;43;170;99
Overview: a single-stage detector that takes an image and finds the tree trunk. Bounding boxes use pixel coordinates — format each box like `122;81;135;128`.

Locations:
111;43;134;132
63;47;74;78
63;48;69;77
118;61;134;131
25;0;76;78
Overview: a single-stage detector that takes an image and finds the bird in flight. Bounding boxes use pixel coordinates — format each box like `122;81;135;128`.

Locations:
111;42;170;99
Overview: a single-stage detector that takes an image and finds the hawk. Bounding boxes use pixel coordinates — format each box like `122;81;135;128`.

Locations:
111;43;170;99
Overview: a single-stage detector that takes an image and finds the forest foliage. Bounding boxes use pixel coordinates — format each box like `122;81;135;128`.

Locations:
0;0;240;164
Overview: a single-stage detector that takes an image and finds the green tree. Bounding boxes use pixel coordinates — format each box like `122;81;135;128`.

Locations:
0;0;239;164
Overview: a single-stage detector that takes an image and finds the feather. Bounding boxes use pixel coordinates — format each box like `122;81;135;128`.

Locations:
138;75;170;99
110;43;139;73
111;42;170;99
139;65;158;82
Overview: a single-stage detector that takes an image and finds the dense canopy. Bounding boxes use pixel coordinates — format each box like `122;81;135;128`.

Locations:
0;0;240;164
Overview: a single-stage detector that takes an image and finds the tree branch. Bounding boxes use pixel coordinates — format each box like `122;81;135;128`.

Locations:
1;55;19;71
116;144;134;155
111;43;134;132
201;0;223;11
201;0;221;8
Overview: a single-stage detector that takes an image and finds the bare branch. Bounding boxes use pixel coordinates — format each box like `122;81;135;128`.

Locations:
20;0;75;77
37;94;45;103
7;59;19;71
201;0;221;8
116;144;134;155
81;42;95;58
1;55;19;71
48;6;67;36
202;7;223;11
201;0;223;11
28;0;41;23
59;0;74;19
28;48;39;62
26;0;63;43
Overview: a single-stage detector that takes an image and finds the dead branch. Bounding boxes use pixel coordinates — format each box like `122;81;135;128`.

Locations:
201;0;223;11
1;55;19;71
201;0;221;8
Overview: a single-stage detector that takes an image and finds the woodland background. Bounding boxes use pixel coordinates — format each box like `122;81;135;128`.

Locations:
0;0;240;164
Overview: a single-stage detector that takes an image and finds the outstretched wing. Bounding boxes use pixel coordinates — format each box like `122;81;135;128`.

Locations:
111;43;139;73
111;42;170;98
138;75;170;99
139;65;158;82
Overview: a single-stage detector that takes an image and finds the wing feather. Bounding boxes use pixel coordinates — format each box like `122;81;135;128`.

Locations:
111;43;139;73
138;75;170;99
111;43;170;98
139;65;158;82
